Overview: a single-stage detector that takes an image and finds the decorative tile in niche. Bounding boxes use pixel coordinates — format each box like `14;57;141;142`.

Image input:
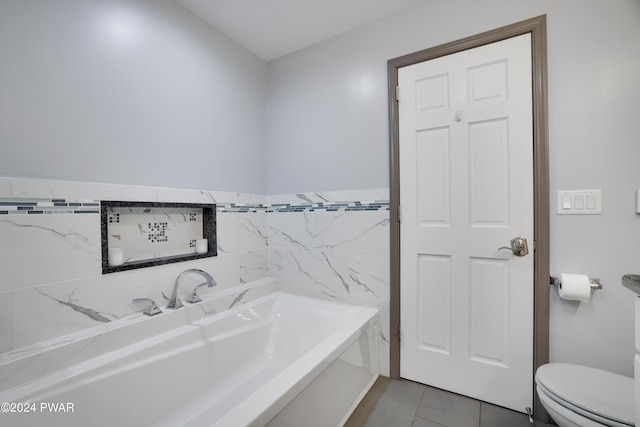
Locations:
101;201;216;274
148;222;168;243
108;212;120;223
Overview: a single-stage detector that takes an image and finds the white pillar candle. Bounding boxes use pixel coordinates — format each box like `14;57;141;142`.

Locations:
195;239;208;254
108;247;124;266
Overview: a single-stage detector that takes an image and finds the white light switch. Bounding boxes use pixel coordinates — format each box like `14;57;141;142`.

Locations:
557;190;602;215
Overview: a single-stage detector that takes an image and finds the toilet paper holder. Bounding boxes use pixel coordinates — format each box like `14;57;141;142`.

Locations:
549;275;603;290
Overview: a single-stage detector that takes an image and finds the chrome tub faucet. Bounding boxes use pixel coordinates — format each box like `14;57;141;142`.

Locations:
132;298;162;316
167;269;217;309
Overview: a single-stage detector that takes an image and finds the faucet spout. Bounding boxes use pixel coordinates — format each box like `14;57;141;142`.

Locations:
167;269;217;309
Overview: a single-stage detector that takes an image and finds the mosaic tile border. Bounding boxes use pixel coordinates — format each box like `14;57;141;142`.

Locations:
0;198;390;215
0;199;100;215
218;201;390;213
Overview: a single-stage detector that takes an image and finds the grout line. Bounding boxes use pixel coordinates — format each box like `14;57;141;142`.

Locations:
411;383;427;425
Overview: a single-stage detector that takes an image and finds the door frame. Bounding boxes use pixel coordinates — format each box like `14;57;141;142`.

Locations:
387;15;550;421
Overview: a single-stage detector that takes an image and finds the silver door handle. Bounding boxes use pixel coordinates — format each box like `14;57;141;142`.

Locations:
498;237;529;257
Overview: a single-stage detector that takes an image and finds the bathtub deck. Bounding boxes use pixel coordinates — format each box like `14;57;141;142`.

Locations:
345;377;556;427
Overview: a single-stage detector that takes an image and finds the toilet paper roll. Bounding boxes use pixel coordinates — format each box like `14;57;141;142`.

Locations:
558;273;591;302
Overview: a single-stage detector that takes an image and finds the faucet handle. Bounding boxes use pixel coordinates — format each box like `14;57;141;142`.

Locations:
132;298;162;316
187;282;210;304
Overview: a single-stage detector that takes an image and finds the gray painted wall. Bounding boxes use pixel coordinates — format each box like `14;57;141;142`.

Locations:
267;0;640;376
0;0;268;194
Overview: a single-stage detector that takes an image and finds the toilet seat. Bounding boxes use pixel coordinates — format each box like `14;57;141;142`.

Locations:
536;363;634;427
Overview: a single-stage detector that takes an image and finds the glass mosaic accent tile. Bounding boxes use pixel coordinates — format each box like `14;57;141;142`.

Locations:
0;199;389;215
218;201;390;213
0;199;100;215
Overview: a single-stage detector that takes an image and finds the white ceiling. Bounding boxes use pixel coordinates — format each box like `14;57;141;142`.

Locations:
175;0;423;61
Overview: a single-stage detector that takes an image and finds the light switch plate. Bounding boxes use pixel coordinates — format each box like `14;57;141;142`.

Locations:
556;189;602;215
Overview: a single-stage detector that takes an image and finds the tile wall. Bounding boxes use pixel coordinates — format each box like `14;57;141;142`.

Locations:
268;190;391;375
0;178;390;375
0;177;268;354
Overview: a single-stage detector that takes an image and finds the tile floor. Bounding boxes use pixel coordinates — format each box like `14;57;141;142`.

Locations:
345;377;555;427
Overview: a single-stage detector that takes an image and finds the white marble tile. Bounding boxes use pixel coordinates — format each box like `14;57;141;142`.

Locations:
272;248;387;301
8;249;260;351
0;214;101;292
12;267;167;348
267;209;389;256
217;211;268;255
0;292;13;353
207;253;242;290
14;284;114;349
268;188;388;205
268;247;286;279
338;252;390;300
271;248;338;297
316;188;389;203
0;176;266;206
310;209;389;255
11;258;269;352
239;248;268;284
268;208;389;300
267;210;315;252
0;177;55;199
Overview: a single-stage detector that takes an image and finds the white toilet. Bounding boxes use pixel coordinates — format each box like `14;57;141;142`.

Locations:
535;363;635;427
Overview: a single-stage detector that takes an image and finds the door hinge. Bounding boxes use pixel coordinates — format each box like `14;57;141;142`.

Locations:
397;323;402;342
395;85;400;102
397;205;402;222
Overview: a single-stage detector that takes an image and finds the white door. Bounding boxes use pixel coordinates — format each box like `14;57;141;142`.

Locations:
399;34;534;413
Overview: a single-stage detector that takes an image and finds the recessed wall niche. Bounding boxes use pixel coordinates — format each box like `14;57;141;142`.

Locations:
101;201;216;274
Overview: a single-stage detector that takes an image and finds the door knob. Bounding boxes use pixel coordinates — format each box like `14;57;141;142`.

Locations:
498;237;529;257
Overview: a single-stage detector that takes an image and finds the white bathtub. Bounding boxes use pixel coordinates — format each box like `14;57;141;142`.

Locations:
0;291;379;427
